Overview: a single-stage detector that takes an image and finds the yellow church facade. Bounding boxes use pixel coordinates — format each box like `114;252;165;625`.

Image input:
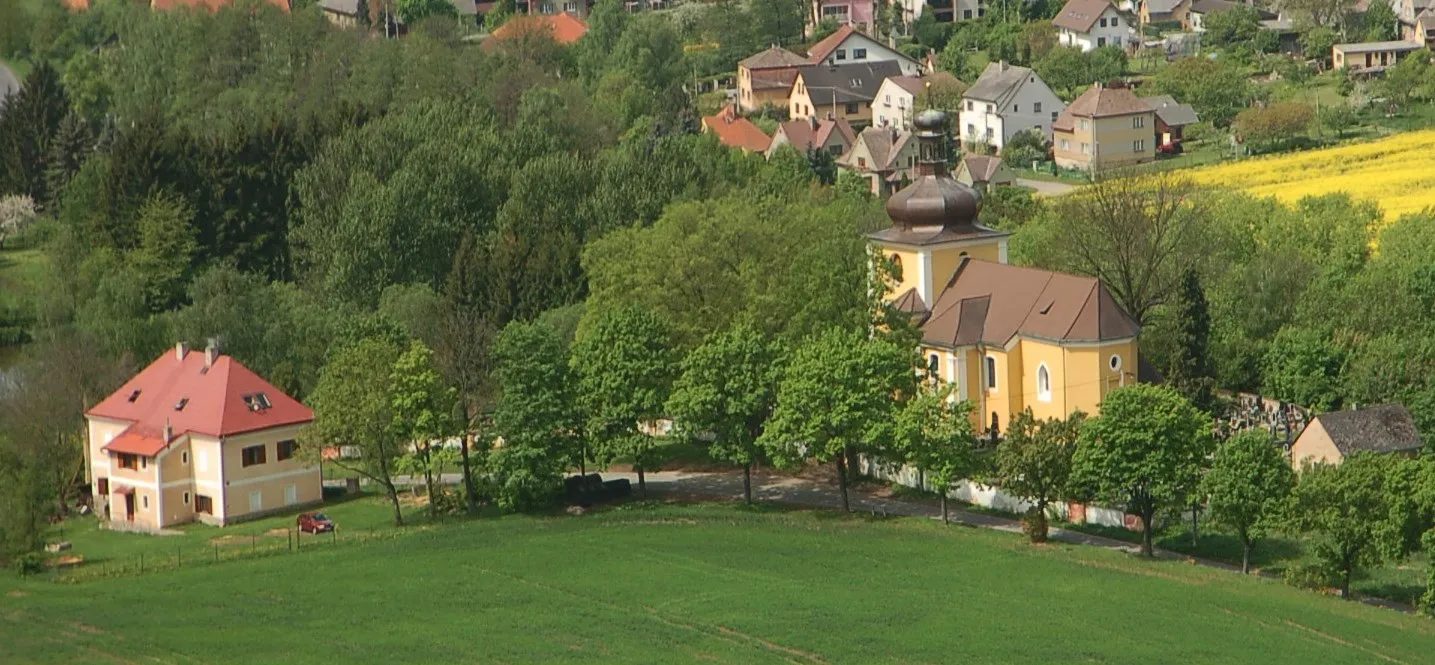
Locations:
869;110;1142;435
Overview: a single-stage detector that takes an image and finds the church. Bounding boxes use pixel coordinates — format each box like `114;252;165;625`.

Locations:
867;110;1142;435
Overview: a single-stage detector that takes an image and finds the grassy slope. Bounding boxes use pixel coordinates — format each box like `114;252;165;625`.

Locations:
3;504;1433;664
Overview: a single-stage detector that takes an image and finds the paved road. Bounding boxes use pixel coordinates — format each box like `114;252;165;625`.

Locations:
1015;178;1078;197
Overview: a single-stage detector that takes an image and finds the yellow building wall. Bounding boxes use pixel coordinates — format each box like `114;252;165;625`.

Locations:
1019;339;1067;421
218;424;322;523
157;439;194;528
929;242;1000;290
790;81;871;123
878;247;921;300
1290;422;1341;470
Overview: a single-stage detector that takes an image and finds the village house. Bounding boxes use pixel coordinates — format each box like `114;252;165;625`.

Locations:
810;0;877;34
318;0;363;26
84;343;322;530
837;127;918;195
806;25;924;76
524;0;591;17
1138;0;1191;25
738;47;811;112
958;62;1065;151
1395;0;1435;43
789;60;904;126
1289;404;1424;470
701;105;772;153
954;154;1016;189
1331;40;1426;71
1052;83;1155;171
1139;94;1198;147
870;110;1142;434
894;0;987;23
1053;0;1134;51
872;72;963;130
482;12;589;51
766;116;857;158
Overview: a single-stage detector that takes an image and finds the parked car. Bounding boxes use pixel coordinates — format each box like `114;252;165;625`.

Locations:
296;512;334;534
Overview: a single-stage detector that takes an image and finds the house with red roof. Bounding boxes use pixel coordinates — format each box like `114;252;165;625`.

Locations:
700;105;772;153
482;12;589;51
85;342;320;530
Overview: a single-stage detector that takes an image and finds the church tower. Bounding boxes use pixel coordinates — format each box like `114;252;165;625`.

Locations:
866;110;1010;309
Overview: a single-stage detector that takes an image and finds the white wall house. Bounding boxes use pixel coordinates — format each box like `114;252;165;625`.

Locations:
807;25;925;77
872;76;923;130
896;0;986;22
1053;0;1134;52
958;62;1066;151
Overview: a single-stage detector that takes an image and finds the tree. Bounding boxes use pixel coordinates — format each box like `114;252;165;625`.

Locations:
491;319;583;511
1151;57;1254;128
0;194;36;249
1232;102;1314;151
1202;5;1261;47
991;409;1085;543
43;111;91;210
1021;22;1059;62
1261;325;1344;411
1166;269;1216;414
1288;453;1408;598
1380;53;1434;107
749;0;804;48
667;323;784;504
572;306;677;498
759;328;912;512
1361;0;1400;42
1023;171;1212;326
938;39;975;82
302;337;407;526
0;61;69;201
1201;430;1295;573
1070;384;1213;557
1321;103;1360;138
1283;0;1359;29
893;383;977;523
389;341;460;520
396;0;457;23
1034;46;1087;96
1087;45;1127;84
130;190;199;312
1301;27;1339;69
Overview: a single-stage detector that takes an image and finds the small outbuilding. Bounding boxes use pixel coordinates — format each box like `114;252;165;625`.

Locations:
1289;404;1424;470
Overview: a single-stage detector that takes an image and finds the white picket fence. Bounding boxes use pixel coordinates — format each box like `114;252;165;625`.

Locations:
857;456;1130;529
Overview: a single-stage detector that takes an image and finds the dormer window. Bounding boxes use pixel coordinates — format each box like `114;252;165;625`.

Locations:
128;389;141;402
175;397;189;411
243;393;272;411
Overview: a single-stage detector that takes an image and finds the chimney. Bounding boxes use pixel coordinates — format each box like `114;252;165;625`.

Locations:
808;115;818;130
204;338;219;368
163;418;172;443
175;342;189;361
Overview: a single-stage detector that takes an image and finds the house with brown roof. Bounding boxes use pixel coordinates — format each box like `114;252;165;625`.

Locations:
766;117;857;159
1139;0;1191;24
870;110;1142;434
810;0;877;35
954;155;1016;189
837;127;918;195
1289;404;1424;470
805;25;924;77
1052;83;1155;171
738;47;811;112
959;62;1066;151
1054;0;1134;51
85;342;321;530
789;60;904;126
701;105;772;153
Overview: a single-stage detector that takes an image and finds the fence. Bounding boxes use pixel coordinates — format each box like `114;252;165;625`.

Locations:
51;527;407;584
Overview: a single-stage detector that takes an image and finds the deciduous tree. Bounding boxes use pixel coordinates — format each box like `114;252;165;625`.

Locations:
991;409;1085;543
1287;453;1408;598
892;383;976;522
1071;384;1213;557
389;341;460;519
1201;430;1295;573
491;319;584;511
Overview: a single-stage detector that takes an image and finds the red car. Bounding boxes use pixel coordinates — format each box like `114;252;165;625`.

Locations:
296;512;334;534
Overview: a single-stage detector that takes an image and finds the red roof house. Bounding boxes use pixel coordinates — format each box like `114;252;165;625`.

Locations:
701;105;772;153
85;343;321;530
483;12;589;51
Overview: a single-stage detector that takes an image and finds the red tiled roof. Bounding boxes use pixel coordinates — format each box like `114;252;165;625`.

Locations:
151;0;290;11
807;25;858;64
701;106;772;152
88;347;313;452
487;12;589;47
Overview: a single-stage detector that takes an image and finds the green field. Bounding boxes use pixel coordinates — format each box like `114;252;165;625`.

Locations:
3;502;1433;664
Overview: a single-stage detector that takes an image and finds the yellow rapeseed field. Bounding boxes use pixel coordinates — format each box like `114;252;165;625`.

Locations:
1190;130;1435;221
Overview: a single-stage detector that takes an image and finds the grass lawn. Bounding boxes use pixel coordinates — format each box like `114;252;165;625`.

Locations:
4;503;1434;664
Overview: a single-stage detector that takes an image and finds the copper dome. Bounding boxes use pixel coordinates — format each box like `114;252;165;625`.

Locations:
883;110;984;232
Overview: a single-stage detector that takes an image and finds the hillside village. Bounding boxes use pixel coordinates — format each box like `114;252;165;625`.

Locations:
2;0;1435;661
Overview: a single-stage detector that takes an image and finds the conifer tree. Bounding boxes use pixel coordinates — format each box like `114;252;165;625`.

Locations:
43;111;90;210
0;62;69;200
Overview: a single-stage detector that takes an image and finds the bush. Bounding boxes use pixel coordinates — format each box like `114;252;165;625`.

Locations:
13;552;46;576
1283;561;1340;592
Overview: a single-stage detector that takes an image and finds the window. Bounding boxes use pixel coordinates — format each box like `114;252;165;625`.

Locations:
1133;116;1146;129
127;389;141;402
854;48;867;58
141;495;149;509
183;491;191;505
97;478;108;495
985;127;994;140
181;451;189;465
249;491;262;513
1052;111;1059;121
1099;17;1107;26
907;155;915;167
1079;118;1090;130
1034;102;1043;113
241;444;266;468
835;49;847;61
117;453;140;470
987;104;995;113
1060;139;1070;150
884;94;891;107
141;457;147;469
1133;139;1146;152
1109;355;1123;372
1080;142;1090;154
1097;37;1106;47
1013;104;1019;112
967;123;975;136
978;7;985;16
985;356;998;390
966;100;974;111
277;440;297;462
195;495;214;515
1111;17;1120;26
963;9;972;18
175;397;188;411
927;353;940;377
1037;364;1052;402
858;156;868;168
563;0;577;10
845;102;859;114
285;484;298;506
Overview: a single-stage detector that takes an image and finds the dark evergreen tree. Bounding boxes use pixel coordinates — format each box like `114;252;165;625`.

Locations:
43;111;92;210
0;61;69;201
807;146;837;186
356;0;372;26
1168;268;1216;413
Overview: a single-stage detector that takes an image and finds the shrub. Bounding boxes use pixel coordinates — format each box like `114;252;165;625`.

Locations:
1283;561;1340;592
13;552;46;576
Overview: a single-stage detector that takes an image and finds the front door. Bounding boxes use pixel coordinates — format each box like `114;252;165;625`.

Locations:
124;494;135;522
